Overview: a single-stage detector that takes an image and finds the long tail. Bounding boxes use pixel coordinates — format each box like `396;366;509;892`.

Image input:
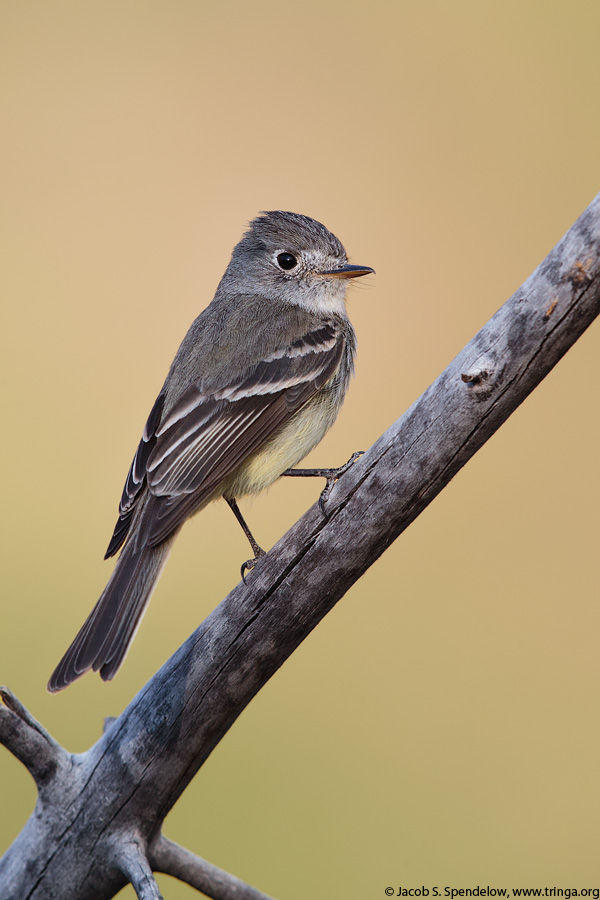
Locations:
48;536;174;692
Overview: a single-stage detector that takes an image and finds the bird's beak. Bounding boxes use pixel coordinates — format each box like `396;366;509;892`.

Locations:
318;263;375;279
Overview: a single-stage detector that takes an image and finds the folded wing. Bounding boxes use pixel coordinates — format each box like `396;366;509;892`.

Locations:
105;320;345;553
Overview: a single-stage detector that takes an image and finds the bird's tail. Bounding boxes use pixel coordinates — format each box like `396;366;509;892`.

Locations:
47;536;174;692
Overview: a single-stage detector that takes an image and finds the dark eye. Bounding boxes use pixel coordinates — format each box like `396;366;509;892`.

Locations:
277;252;297;270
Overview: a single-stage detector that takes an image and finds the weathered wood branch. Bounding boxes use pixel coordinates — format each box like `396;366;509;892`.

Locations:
149;836;276;899
1;193;599;899
117;839;164;900
0;687;68;790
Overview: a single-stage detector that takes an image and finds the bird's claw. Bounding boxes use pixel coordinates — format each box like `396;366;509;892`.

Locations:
318;480;335;514
241;548;266;583
318;450;364;515
241;559;255;583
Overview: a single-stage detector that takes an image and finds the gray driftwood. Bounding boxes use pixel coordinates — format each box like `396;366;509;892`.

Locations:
1;193;600;900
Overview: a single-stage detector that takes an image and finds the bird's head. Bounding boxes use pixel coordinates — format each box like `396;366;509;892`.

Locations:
220;210;374;314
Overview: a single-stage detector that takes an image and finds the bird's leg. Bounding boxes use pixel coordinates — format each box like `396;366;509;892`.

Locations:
225;497;265;581
282;450;364;514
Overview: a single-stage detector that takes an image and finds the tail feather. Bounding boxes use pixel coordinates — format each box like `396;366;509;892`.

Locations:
48;537;174;692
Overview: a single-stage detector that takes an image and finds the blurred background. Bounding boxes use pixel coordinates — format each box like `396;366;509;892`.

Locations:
2;1;600;896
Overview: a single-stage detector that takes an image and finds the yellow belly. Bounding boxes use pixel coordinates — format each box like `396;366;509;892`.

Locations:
222;393;339;499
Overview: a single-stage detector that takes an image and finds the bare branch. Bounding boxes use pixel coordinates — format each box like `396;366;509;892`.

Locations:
150;835;276;900
117;838;164;900
0;686;67;789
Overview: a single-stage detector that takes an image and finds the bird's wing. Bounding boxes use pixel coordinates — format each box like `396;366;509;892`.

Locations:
104;392;165;558
105;319;345;555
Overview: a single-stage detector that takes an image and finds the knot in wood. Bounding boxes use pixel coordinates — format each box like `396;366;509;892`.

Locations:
460;366;491;386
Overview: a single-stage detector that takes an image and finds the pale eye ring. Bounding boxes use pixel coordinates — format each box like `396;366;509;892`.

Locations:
276;252;297;270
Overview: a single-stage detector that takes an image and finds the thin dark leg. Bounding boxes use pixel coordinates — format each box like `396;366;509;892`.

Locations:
225;497;265;581
282;451;364;513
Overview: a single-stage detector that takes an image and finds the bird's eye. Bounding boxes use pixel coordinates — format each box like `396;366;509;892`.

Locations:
276;252;298;270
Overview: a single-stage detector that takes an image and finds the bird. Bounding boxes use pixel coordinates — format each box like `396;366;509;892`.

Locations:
48;211;374;691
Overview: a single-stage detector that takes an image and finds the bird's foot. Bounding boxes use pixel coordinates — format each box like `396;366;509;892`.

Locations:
318;451;364;514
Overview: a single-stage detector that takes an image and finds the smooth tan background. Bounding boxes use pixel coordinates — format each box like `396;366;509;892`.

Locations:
2;2;600;897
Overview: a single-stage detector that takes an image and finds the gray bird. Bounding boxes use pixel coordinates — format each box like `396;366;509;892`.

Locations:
48;211;374;691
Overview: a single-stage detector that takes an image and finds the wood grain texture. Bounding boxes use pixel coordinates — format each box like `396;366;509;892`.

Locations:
1;193;599;899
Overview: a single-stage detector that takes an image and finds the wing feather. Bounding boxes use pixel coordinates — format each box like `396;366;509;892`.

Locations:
104;392;165;558
146;392;298;546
